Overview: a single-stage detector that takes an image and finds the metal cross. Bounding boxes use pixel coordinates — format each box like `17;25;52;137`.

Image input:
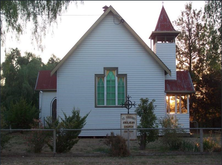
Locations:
122;95;136;114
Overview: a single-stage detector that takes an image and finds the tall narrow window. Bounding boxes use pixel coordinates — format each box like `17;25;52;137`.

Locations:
51;98;57;122
106;71;116;105
95;68;127;107
118;77;125;105
97;77;104;105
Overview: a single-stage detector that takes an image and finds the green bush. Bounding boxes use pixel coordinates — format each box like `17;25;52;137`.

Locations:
135;98;158;150
159;115;184;150
7;98;39;129
104;132;130;157
203;137;216;152
1;106;11;150
0;132;11;150
24;119;49;153
45;108;89;153
180;140;197;152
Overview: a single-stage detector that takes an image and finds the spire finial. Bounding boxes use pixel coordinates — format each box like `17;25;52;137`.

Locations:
162;1;164;7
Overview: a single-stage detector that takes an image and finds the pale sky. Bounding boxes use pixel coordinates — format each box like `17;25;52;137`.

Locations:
1;1;206;64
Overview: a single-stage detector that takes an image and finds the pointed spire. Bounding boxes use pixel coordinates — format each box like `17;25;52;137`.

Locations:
149;6;180;40
154;6;175;32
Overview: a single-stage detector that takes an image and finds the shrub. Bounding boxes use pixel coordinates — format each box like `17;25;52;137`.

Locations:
159;115;184;150
0;106;11;150
203;137;217;152
24;119;49;153
45;108;89;153
135;98;158;150
195;131;221;152
0;133;11;150
104;132;130;157
180;140;197;152
7;98;39;129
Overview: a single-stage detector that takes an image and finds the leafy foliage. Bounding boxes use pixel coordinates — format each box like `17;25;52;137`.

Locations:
6;98;39;129
105;132;130;157
174;2;221;127
0;0;73;48
159;115;184;150
135;98;158;150
1;48;60;116
45;108;89;153
1;48;44;109
24;119;49;153
0;106;11;150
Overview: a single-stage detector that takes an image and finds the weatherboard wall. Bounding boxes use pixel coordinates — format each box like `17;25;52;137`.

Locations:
56;13;167;136
155;43;176;80
39;91;56;125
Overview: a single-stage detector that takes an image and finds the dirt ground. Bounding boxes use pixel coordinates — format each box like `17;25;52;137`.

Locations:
1;154;221;165
1;132;221;165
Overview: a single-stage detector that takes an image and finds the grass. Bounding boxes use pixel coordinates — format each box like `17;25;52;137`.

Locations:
1;155;221;165
1;131;221;165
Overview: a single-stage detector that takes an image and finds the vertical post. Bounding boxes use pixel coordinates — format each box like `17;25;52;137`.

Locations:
200;129;203;153
187;95;190;113
127;129;130;151
53;129;56;155
175;95;177;114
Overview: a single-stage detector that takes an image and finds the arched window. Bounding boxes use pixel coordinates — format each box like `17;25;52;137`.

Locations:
51;98;57;122
106;71;116;105
95;68;127;107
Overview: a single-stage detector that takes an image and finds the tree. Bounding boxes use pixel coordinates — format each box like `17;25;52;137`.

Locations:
0;0;74;49
174;2;221;127
6;98;39;129
1;48;44;108
135;98;158;150
42;54;60;70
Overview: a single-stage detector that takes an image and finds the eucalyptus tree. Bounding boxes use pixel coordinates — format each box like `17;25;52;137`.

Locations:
0;0;75;48
174;2;221;127
1;48;44;108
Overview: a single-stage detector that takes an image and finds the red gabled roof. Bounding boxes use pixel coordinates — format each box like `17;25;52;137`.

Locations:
165;71;195;94
35;70;57;91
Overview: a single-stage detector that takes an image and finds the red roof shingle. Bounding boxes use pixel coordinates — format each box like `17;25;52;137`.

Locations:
165;71;195;94
149;6;180;40
154;6;176;32
35;70;57;91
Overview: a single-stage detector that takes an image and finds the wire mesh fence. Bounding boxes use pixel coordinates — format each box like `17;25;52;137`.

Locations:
1;128;221;155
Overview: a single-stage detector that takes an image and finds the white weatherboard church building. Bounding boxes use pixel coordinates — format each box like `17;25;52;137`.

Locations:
35;5;195;136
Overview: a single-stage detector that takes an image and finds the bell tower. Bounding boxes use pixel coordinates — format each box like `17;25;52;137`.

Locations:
149;6;179;80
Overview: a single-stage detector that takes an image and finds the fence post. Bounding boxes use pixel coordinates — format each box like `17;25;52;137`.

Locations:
200;129;203;153
127;129;130;151
53;129;56;155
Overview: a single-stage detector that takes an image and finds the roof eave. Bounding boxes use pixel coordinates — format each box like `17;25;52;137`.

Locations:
35;89;57;92
149;31;180;39
165;91;195;94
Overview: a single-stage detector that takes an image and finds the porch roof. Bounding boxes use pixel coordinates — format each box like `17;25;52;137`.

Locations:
35;70;57;91
165;71;195;94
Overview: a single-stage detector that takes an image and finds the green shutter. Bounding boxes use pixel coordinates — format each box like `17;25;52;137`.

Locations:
118;77;125;105
106;71;115;105
97;77;104;105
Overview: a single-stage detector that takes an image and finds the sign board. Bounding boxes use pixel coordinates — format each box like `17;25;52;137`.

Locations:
120;114;137;140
